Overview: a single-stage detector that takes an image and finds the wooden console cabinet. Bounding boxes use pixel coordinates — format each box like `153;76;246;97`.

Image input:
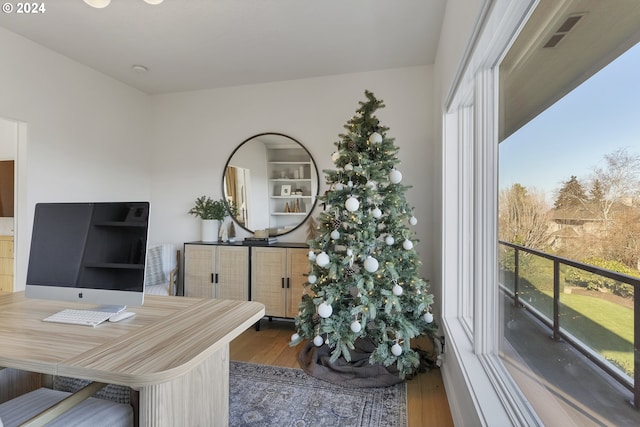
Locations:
0;235;13;293
183;242;310;320
251;245;309;318
184;243;249;301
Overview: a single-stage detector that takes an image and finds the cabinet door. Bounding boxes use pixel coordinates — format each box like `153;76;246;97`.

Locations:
215;246;249;301
286;248;310;318
251;247;287;317
184;245;214;298
0;238;13;293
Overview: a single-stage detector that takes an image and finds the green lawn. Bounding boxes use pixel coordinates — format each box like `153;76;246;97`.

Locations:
501;253;635;376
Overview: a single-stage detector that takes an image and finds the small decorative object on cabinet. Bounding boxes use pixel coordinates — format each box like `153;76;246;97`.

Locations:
184;243;249;300
188;196;229;242
228;221;236;242
250;245;309;324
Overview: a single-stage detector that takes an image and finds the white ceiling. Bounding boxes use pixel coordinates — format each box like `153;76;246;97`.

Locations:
0;0;447;94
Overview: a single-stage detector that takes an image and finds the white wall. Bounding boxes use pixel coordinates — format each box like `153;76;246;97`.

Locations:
432;1;487;425
0;118;17;160
149;66;437;276
0;26;152;290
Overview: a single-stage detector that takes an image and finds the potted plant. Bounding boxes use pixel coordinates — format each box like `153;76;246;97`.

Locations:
189;196;228;241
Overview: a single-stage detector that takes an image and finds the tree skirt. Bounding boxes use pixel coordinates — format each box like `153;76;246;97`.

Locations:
298;339;403;388
229;361;407;427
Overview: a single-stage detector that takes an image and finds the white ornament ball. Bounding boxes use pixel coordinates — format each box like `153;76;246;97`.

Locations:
330;229;340;240
367;180;377;189
409;216;417;226
372;207;382;219
316;251;330;267
350;321;362;333
403;239;414;250
313;335;324;347
344;163;353;171
347;180;353;187
335;182;344;191
318;302;333;318
369;132;383;144
291;333;300;342
392;284;403;296
307;274;317;284
331;151;340;162
308;251;316;261
364;256;379;273
385;235;395;246
391;343;403;356
424;312;434;323
389;169;403;184
345;196;360;212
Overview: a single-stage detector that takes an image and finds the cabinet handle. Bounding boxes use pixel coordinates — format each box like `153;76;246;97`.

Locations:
215;273;219;284
211;273;214;283
281;277;285;289
287;277;290;288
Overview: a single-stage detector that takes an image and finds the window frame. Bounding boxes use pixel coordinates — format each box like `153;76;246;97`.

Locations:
440;0;544;425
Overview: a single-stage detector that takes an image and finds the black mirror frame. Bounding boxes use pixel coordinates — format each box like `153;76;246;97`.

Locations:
222;132;320;237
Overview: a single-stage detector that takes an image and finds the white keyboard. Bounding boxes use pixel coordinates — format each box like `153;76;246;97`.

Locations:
43;309;113;327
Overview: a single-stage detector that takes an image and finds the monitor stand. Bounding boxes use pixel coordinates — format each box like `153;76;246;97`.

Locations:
94;304;127;314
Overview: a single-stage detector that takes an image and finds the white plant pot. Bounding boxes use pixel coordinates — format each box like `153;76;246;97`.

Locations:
201;219;219;242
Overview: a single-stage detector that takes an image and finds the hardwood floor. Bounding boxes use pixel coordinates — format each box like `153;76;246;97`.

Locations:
230;319;454;427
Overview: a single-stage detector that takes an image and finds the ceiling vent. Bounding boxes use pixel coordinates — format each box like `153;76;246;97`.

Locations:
543;13;585;48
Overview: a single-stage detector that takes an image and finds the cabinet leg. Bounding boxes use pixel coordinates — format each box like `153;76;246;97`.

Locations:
254;319;261;331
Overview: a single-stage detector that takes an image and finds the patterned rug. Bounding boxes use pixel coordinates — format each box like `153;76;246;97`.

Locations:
229;361;407;427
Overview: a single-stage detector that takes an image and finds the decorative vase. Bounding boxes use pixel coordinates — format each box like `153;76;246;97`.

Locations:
201;219;219;242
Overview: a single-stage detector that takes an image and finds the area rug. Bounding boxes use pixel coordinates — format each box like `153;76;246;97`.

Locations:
229;361;407;427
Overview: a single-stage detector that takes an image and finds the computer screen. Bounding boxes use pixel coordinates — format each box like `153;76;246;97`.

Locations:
26;201;149;308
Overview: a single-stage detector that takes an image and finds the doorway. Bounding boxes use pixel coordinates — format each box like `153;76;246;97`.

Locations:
0;117;18;293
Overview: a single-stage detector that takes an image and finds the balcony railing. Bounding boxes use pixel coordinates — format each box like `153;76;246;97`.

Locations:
498;240;640;409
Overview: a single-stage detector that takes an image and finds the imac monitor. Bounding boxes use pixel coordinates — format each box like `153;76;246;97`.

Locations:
26;201;149;308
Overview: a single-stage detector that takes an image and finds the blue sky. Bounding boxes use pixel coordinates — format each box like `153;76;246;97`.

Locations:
499;41;640;203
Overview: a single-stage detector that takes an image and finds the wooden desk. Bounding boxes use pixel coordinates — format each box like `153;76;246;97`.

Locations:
0;292;265;426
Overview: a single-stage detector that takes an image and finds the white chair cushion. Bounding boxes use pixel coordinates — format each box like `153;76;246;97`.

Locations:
54;376;131;404
0;388;133;427
144;245;165;286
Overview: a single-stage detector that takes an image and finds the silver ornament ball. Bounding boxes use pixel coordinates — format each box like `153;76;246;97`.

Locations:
391;343;403;356
389;169;403;184
350;321;362;333
345;197;360;212
364;256;379;273
316;251;330;267
368;132;383;144
318;302;333;318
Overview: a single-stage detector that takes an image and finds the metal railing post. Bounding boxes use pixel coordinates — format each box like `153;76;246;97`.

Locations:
634;291;639;409
514;248;520;307
552;259;561;341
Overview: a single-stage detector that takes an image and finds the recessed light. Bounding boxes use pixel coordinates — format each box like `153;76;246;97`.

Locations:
132;64;148;74
83;0;111;8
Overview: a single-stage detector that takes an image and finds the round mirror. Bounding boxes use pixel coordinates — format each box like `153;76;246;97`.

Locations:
222;133;319;237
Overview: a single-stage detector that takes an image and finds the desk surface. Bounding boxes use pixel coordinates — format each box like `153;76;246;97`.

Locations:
0;292;264;387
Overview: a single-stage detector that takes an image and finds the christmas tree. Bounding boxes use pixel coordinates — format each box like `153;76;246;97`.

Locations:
290;91;437;381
